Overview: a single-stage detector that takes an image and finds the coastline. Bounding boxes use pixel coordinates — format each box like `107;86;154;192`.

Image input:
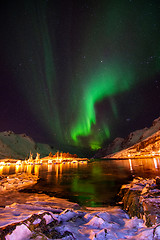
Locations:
0;174;160;239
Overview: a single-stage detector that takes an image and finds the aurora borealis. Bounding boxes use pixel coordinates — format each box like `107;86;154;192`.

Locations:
0;0;160;155
71;62;135;149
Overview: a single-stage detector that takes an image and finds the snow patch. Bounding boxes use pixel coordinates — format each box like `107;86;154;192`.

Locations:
5;224;31;240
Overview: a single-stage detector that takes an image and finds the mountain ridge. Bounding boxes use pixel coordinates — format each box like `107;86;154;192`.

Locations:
94;117;160;158
0;131;55;159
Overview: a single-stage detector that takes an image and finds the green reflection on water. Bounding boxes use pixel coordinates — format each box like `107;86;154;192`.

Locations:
91;164;102;176
72;176;95;194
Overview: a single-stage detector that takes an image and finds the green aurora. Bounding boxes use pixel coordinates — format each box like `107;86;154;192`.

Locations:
1;0;160;154
71;62;134;149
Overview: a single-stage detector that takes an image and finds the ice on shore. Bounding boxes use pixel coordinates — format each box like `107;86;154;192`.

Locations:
0;201;159;240
0;174;160;239
0;173;38;194
5;224;32;240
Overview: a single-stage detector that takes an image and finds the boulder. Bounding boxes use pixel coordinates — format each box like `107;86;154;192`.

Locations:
119;177;160;227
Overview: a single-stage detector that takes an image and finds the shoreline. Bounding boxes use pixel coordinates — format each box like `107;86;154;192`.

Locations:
0;157;89;164
0;173;38;193
0;174;160;239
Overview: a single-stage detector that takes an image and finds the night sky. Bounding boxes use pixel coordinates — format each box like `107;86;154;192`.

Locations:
0;0;160;156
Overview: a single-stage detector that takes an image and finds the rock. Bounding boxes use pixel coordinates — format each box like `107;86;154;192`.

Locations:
0;173;38;193
156;177;160;188
5;224;32;240
0;205;156;240
58;209;78;222
92;229;108;240
85;216;109;229
153;225;160;240
122;189;143;218
119;177;160;227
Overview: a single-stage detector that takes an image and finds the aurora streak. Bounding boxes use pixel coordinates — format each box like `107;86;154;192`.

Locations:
1;0;160;155
71;62;134;149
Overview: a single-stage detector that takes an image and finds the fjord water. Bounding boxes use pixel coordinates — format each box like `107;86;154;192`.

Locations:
1;158;160;207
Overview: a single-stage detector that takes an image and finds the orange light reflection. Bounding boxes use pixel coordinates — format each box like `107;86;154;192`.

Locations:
34;165;40;176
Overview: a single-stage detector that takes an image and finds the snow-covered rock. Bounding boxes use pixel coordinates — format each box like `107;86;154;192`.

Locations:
85;215;110;229
119;176;160;227
153;225;160;240
58;209;79;222
0;176;160;239
0;173;38;193
0;198;160;240
5;224;32;240
0;201;159;240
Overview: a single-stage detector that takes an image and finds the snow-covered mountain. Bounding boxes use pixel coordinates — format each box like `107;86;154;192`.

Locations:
94;137;124;158
0;131;55;159
94;117;160;158
110;129;160;159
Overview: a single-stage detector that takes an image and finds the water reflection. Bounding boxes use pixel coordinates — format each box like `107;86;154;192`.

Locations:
48;164;52;173
0;166;3;175
26;165;34;174
34;165;40;176
70;162;78;168
153;158;158;169
72;175;96;207
60;163;63;176
55;164;59;182
0;158;160;206
0;158;159;179
15;164;22;173
129;159;133;171
126;158;160;177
